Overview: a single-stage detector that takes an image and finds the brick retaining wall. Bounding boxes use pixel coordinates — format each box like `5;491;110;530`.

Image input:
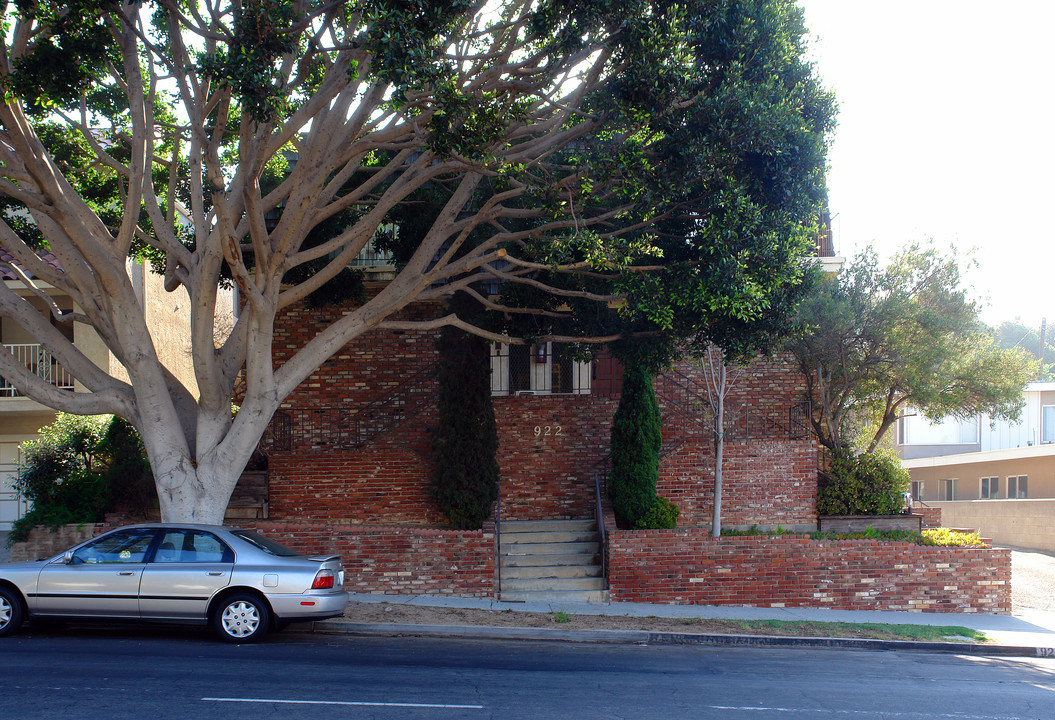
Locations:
9;524;101;563
606;529;1011;613
916;505;943;530
243;521;495;597
9;521;495;598
9;522;1010;611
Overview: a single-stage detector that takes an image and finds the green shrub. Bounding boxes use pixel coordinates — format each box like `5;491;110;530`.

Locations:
608;362;663;527
7;413;157;547
721;525;794;537
430;325;500;529
921;528;985;547
635;496;680;529
816;448;908;516
100;416;156;515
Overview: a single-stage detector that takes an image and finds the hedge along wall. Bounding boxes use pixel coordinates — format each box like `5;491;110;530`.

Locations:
606;530;1011;613
243;521;495;597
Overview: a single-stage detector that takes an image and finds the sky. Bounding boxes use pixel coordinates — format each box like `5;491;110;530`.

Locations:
797;1;1055;329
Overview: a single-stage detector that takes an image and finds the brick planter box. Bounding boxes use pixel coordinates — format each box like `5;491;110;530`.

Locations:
606;529;1011;613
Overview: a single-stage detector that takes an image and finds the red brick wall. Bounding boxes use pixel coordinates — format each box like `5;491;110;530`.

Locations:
264;302;820;530
917;505;943;530
244;521;495;597
14;522;1009;611
607;530;1011;613
659;440;817;529
494;395;617;520
268;439;445;525
270;301;440;411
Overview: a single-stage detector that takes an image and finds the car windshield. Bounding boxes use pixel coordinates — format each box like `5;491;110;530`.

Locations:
230;530;301;557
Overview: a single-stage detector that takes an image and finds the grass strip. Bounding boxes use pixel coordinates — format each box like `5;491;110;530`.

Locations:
672;617;987;643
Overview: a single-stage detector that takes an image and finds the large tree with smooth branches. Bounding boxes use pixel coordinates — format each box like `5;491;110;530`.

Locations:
0;0;834;522
789;243;1036;454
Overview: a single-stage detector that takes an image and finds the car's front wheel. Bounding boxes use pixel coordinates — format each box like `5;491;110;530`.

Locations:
212;593;270;643
0;586;25;638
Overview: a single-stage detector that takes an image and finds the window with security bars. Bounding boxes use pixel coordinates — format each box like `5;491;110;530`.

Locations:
490;342;591;395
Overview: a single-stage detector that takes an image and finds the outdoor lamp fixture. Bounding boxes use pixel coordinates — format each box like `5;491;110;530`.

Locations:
534;344;547;364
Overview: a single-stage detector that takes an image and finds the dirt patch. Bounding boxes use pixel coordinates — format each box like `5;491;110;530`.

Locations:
341;602;979;641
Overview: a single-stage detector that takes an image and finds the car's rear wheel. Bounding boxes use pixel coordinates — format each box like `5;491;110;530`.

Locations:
213;593;270;643
0;587;25;638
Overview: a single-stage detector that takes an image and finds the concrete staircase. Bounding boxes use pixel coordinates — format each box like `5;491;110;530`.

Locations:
498;519;608;603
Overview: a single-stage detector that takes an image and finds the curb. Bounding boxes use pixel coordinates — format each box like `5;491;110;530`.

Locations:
313;621;1048;658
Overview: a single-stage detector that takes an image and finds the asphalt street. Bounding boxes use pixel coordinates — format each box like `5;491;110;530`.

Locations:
2;626;1055;720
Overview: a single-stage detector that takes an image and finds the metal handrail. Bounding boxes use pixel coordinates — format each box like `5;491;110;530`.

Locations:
259;362;435;452
594;471;607;583
495;480;502;598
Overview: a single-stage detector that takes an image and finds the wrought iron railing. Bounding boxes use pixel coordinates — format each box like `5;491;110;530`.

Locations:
259;362;436;452
654;366;811;442
1;343;75;397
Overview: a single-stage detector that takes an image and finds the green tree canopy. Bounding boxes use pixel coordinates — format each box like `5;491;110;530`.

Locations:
789;243;1037;453
0;0;833;522
993;320;1054;381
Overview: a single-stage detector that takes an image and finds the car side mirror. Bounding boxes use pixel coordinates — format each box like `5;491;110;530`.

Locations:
64;551;74;565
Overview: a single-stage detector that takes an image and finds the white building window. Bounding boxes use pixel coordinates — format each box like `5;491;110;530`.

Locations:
1008;475;1028;499
980;476;1000;499
939;478;957;501
899;413;979;445
1043;407;1055;444
910;481;924;502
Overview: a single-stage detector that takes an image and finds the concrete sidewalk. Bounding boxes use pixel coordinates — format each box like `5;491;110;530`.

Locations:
316;593;1055;657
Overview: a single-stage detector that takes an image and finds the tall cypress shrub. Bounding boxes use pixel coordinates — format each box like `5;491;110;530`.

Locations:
430;326;501;529
608;362;663;527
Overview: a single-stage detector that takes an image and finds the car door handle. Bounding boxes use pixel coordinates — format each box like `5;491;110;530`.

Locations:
118;571;136;576
208;572;224;576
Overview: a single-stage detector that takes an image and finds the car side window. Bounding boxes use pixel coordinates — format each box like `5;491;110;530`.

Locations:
153;530;233;563
72;528;156;564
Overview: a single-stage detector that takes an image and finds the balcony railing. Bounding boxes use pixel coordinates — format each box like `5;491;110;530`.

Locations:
1;343;76;397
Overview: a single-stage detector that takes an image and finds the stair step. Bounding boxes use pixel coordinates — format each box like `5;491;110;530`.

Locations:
501;577;607;592
501;530;599;544
501;519;596;533
500;553;599;568
501;564;603;580
500;541;599;556
499;590;611;603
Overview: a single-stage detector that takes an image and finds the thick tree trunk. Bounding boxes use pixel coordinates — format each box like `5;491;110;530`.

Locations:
150;451;244;524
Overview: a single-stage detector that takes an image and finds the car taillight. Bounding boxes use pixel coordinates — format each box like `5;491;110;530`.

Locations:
311;569;335;589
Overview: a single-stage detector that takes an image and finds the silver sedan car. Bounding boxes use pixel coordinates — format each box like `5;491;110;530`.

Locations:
0;523;348;642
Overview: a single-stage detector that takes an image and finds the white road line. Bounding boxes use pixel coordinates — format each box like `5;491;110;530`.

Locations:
201;697;484;709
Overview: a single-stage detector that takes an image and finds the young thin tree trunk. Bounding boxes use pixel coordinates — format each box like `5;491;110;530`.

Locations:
712;385;725;538
702;347;738;538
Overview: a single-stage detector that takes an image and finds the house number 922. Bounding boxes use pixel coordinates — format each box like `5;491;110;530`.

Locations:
534;425;564;437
